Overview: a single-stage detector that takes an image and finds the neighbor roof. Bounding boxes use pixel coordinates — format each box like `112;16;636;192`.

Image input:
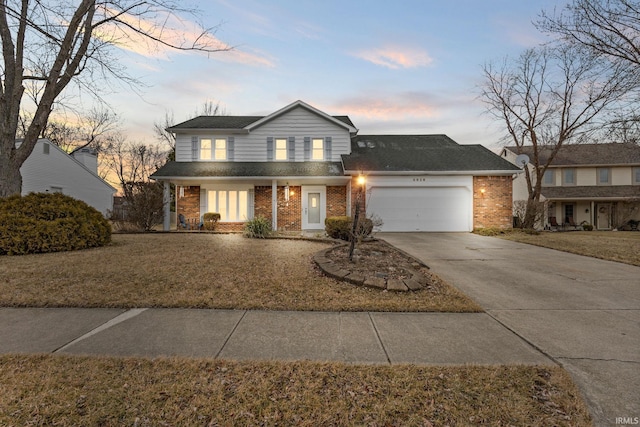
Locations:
151;161;345;178
343;135;521;174
505;143;640;166
542;185;640;200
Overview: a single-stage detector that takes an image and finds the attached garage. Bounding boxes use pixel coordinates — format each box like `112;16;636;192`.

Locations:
365;176;473;232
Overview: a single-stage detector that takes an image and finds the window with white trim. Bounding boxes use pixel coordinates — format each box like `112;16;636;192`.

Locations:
562;168;576;186
275;138;287;160
200;139;212;160
634;167;640;185
597;167;611;185
312;138;324;160
215;139;227;160
542;169;555;186
207;190;248;222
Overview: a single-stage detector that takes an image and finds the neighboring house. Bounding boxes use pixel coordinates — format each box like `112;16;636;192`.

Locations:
502;143;640;230
151;100;520;232
19;139;116;216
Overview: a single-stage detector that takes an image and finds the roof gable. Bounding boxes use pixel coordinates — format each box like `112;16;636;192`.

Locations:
504;143;640;166
167;101;357;134
343;135;520;174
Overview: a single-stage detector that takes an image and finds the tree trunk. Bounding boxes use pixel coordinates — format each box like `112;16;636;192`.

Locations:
0;155;22;197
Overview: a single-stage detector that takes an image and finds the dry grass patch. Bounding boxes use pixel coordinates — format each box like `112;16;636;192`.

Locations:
498;231;640;266
0;234;479;312
0;354;592;426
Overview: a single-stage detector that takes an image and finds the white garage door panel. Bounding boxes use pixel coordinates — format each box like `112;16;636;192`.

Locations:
368;187;471;232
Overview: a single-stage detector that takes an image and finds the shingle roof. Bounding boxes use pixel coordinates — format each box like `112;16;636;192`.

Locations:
343;135;521;173
542;185;640;199
168;115;355;131
151;161;345;178
506;143;640;166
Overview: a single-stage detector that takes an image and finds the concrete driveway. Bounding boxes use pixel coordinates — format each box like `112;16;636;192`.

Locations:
379;232;640;427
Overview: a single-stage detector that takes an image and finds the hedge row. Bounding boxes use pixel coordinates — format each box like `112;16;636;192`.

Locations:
324;216;373;241
0;193;111;255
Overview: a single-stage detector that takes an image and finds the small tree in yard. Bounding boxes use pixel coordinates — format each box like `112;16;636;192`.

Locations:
513;200;546;229
120;181;164;231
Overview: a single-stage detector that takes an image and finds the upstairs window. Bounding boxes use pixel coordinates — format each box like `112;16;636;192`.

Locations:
634;167;640;185
597;168;611;185
312;138;324;160
200;139;212;160
214;139;227;160
275;138;288;160
542;169;555;186
563;168;576;186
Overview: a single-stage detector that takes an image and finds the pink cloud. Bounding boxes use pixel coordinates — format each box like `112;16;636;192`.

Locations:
354;46;433;69
330;93;440;121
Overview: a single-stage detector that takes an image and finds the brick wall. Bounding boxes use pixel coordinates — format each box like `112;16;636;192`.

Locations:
277;186;302;231
327;186;347;217
254;186;272;224
473;176;513;229
176;186;200;228
350;176;367;217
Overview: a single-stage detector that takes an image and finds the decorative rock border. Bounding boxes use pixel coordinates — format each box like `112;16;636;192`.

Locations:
313;244;430;292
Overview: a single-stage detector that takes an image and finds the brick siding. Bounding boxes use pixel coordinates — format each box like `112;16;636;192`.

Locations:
473;176;513;229
176;186;200;228
277;185;302;231
327;186;348;217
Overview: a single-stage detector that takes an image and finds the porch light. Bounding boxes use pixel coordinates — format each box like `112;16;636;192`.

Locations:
480;188;486;196
357;175;366;186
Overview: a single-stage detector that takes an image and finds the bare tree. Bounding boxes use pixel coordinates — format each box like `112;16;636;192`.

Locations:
0;1;230;197
537;0;640;67
104;135;168;230
481;45;638;228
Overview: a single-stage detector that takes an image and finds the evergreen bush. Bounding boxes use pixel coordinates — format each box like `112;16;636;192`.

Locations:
0;193;111;255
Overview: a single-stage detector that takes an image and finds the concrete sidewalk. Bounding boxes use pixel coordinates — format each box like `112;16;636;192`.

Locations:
0;307;553;365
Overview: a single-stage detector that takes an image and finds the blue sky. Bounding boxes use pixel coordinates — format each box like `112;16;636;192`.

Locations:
107;0;566;150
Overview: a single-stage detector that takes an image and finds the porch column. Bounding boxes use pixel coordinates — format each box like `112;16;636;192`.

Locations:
163;181;171;231
271;180;278;231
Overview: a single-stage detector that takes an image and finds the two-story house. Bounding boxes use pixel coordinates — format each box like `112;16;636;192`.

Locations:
502;143;640;230
151;100;520;232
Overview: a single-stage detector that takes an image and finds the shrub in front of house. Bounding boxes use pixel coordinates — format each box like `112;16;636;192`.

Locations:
325;216;374;241
0;192;111;255
203;212;221;231
243;215;272;238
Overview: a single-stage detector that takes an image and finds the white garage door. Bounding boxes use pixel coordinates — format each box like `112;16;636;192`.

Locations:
367;186;472;232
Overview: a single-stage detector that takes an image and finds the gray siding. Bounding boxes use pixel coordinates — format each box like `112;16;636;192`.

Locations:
173;106;351;162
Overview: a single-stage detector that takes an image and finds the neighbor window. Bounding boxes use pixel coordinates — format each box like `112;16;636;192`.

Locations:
563;168;576;185
312;138;324;160
542;169;555;186
275;138;287;160
200;139;212;160
43;143;50;155
207;190;248;222
633;167;640;185
597;168;611;185
214;139;227;160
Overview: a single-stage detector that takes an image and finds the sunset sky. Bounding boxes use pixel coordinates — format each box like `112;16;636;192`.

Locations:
101;0;566;150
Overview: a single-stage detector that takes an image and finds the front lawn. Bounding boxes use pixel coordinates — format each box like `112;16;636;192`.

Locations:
0;355;592;426
498;231;640;266
0;234;480;312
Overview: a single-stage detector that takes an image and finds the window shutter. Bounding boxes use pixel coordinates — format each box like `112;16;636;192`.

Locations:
228;137;235;161
288;136;295;161
325;137;332;160
304;137;310;161
267;137;273;161
191;136;198;160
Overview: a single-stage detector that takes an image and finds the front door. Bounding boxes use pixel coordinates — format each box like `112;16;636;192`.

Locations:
302;186;326;229
596;203;611;230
